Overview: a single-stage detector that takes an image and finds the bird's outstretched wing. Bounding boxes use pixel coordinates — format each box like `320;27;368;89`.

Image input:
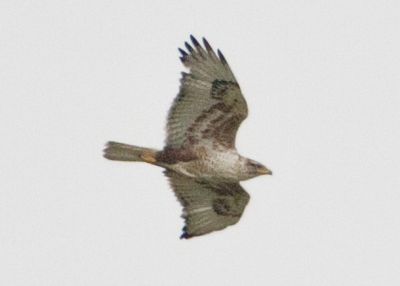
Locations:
166;35;248;150
165;170;250;239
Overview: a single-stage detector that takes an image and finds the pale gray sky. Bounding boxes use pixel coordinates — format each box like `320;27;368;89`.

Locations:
1;1;399;285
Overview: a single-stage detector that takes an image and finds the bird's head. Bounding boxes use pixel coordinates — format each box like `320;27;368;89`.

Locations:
244;159;272;179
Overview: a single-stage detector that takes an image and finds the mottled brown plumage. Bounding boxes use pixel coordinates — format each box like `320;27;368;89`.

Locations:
104;36;272;239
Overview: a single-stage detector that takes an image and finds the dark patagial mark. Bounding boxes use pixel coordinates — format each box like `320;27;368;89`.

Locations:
212;198;232;216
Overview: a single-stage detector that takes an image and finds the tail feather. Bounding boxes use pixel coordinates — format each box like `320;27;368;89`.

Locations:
103;141;158;163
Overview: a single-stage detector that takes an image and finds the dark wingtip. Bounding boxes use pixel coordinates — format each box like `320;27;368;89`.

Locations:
180;226;192;239
180;233;190;239
217;49;227;64
184;41;194;53
202;37;213;52
178;48;188;57
190;35;200;47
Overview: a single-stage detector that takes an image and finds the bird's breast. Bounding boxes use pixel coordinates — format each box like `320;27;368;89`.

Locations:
170;149;242;181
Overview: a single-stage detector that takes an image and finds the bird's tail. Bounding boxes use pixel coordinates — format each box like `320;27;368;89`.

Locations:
103;141;159;164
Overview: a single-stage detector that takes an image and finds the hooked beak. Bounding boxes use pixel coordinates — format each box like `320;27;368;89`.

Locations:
257;166;272;175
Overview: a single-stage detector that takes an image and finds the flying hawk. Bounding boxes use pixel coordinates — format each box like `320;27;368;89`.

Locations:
104;35;272;239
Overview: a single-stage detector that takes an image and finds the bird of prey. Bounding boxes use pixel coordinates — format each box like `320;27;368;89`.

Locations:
104;35;272;239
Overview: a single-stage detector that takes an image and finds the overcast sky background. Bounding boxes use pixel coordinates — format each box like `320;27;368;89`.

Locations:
1;1;399;285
